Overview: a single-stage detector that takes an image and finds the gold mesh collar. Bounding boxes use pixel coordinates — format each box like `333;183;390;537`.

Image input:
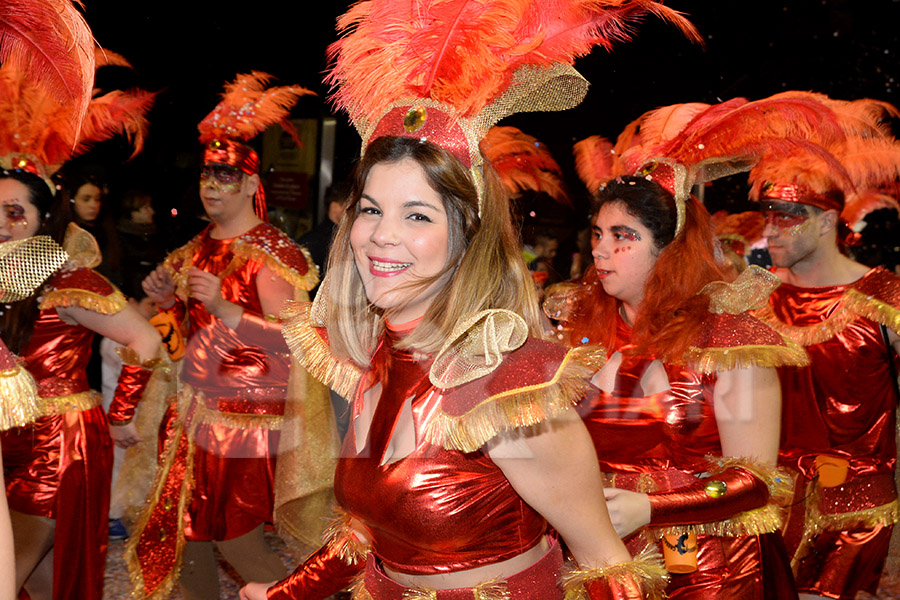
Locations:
0;235;68;302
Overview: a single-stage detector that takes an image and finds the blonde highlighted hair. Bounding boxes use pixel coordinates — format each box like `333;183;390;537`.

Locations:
322;136;543;367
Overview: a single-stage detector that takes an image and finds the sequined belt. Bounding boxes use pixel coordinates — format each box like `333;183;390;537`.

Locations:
354;538;564;600
39;390;103;417
193;392;284;431
817;472;898;516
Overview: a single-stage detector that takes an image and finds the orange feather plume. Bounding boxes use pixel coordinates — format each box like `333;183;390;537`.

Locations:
0;0;95;134
326;0;701;123
767;91;900;139
711;210;765;254
481;126;569;204
197;72;315;145
75;89;156;160
572;135;616;194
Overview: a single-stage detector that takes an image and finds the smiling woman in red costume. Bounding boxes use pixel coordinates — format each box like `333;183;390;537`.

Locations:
548;166;806;598
239;0;707;599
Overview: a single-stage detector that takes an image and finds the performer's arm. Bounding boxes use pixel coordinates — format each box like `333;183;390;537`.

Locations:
604;366;781;536
58;303;161;447
488;409;666;599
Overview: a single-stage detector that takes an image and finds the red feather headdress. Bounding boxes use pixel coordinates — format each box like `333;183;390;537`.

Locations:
197;72;316;220
0;52;155;187
480;126;569;205
326;0;701;206
0;0;95;136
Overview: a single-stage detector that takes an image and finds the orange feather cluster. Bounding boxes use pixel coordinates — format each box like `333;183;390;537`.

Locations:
572;135;616;194
197;72;315;146
325;0;700;124
711;210;765;253
0;52;156;177
0;0;95;135
481;126;568;204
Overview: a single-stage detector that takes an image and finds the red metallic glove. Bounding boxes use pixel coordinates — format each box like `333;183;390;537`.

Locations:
266;541;364;600
107;350;159;424
648;466;769;527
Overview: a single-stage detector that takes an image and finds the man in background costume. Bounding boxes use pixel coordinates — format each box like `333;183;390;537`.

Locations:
750;130;900;599
129;73;338;600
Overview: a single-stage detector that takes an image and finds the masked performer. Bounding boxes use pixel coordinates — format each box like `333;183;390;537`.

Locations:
129;73;334;600
240;1;706;599
749;127;900;600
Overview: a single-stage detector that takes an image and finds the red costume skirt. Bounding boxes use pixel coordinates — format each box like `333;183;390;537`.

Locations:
359;538;564;599
1;404;112;600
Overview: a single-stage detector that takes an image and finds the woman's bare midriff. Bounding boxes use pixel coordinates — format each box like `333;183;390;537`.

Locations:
382;536;552;590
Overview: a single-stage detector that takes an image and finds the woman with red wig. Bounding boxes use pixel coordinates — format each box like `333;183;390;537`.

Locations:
549;171;806;599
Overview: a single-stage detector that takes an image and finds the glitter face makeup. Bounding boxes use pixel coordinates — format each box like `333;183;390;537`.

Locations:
200;164;243;193
590;202;658;311
762;202;812;237
0;178;41;241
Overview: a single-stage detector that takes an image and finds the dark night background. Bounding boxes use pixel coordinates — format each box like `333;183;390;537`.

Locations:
74;0;900;255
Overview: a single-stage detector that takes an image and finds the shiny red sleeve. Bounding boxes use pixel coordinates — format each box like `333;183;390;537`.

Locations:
107;362;153;424
647;466;769;527
265;542;363;600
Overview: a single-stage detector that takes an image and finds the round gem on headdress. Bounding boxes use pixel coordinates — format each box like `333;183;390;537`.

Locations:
403;106;428;133
212;140;222;149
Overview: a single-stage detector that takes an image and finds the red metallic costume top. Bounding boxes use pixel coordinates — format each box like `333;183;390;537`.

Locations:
756;267;900;480
164;223;317;396
290;307;600;574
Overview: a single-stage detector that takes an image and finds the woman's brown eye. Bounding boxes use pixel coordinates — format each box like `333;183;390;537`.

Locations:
5;204;26;222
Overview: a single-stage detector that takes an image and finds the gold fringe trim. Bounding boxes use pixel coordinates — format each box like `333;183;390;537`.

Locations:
753;287;900;347
709;456;794;505
117;346;165;370
38;390;102;416
39;287;127;315
193;399;283;431
350;577;375;600
322;508;371;566
812;499;900;532
651;503;785;539
560;543;669;600
349;573;509;600
423;345;599;453
232;241;320;292
0;367;41;430
684;338;809;374
843;288;900;334
281;301;363;399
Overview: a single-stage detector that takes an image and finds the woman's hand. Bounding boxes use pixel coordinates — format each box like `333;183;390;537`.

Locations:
109;422;143;449
142;266;176;308
603;487;651;538
239;581;275;600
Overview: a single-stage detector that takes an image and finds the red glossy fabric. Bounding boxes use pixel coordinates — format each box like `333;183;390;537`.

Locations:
766;267;900;597
648;467;770;527
333;327;549;575
0;268;115;600
578;311;796;599
107;362;152;423
266;540;364;600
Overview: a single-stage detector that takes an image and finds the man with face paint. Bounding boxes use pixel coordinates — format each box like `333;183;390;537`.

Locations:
131;74;337;600
750;155;900;600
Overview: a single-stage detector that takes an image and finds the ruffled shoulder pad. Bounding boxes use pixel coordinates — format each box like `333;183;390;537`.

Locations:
281;301;363;399
39;268;127;315
846;267;900;334
700;265;780;315
684;311;808;374
231;224;320;292
423;338;606;452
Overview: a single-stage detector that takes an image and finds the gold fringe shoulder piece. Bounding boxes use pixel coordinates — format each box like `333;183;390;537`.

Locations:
322;508;371;566
752;298;857;346
281;301;363;399
844;288;900;334
423;342;603;453
684;336;809;374
560;543;669;600
701;265;781;315
0;366;41;430
39;276;128;315
231;234;320;292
